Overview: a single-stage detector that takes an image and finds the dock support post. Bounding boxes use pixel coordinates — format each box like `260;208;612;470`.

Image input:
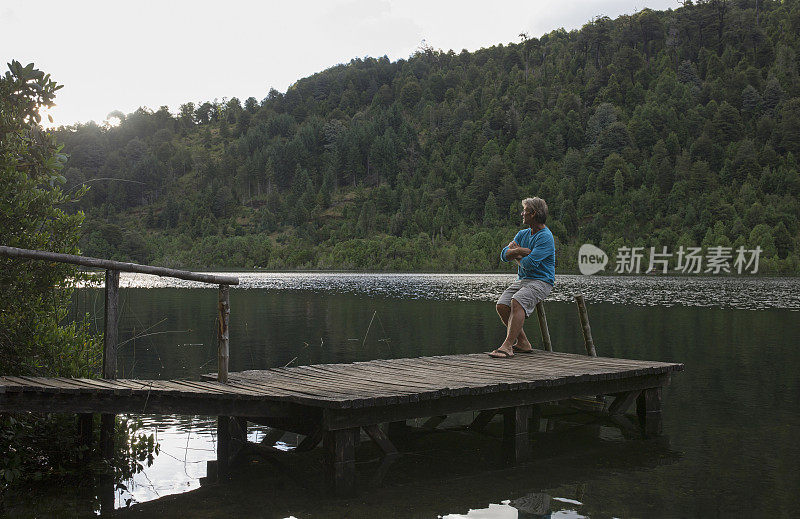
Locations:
535;302;552;352
574;294;597;357
637;387;662;438
503;405;532;463
100;269;119;462
324;428;357;496
217;416;231;479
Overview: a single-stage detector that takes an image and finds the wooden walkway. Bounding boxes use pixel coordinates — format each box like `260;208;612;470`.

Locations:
0;350;683;495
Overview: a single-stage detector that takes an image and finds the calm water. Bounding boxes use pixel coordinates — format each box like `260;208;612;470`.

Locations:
12;274;800;517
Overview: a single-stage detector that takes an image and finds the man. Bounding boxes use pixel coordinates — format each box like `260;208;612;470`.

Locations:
489;197;555;358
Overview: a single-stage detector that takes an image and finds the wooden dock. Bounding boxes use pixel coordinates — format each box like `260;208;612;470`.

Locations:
0;349;683;495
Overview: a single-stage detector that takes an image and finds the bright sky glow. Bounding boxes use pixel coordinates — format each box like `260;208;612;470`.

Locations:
1;0;678;127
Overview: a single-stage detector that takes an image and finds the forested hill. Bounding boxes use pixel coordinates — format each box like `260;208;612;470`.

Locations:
57;0;800;273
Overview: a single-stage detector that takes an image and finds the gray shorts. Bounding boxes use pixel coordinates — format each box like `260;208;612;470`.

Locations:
497;279;553;318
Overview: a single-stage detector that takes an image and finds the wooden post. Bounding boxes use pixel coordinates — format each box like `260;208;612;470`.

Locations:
216;285;231;480
574;294;597;357
217;416;231;480
101;269;119;462
217;284;230;383
637;387;663;438
535;302;552;352
323;428;358;496
102;270;119;379
503;405;532;464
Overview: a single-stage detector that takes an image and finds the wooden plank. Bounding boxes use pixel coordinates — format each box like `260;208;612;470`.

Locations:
18;377;82;393
7;376;58;393
317;369;444;399
238;372;381;407
369;359;509;395
362;360;474;394
423;353;618;378
170;380;262;398
414;357;548;389
227;376;362;408
282;366;418;402
411;358;569;391
0;377;28;392
220;378;352;408
248;371;396;407
53;378;108;394
69;378;133;396
303;365;442;399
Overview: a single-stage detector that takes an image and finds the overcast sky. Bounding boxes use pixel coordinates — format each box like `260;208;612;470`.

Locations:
2;0;678;127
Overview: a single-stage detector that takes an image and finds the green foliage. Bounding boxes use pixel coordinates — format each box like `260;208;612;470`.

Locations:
0;61;154;496
0;61;101;375
52;2;800;274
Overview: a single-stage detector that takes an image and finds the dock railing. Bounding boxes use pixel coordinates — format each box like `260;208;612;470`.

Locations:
0;245;239;457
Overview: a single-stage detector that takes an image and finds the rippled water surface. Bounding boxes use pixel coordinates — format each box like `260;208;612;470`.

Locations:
10;273;800;517
114;272;800;310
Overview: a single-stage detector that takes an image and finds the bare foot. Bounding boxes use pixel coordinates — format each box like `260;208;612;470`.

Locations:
512;341;534;353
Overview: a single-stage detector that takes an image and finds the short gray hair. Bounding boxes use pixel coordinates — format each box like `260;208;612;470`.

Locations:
522;197;547;224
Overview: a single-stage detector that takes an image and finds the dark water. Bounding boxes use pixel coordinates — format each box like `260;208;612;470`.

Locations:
13;274;800;517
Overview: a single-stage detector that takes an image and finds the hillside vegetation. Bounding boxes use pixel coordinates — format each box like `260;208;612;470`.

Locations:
58;0;800;273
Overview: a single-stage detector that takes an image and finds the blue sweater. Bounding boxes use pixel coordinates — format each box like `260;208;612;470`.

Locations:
500;227;556;285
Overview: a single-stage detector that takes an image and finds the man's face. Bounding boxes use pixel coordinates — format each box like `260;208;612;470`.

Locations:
521;207;536;226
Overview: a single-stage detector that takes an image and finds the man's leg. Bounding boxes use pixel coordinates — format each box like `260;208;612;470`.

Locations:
496;303;532;350
498;299;527;353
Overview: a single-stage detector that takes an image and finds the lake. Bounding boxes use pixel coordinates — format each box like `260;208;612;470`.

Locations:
10;273;800;517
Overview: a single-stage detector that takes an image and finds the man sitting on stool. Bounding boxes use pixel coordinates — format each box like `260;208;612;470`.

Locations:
490;197;556;358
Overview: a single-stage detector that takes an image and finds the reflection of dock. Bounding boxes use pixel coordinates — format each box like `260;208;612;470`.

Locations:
1;350;682;495
114;418;682;518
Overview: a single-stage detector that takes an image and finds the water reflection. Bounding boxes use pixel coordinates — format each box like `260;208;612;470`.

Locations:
114;416;680;518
